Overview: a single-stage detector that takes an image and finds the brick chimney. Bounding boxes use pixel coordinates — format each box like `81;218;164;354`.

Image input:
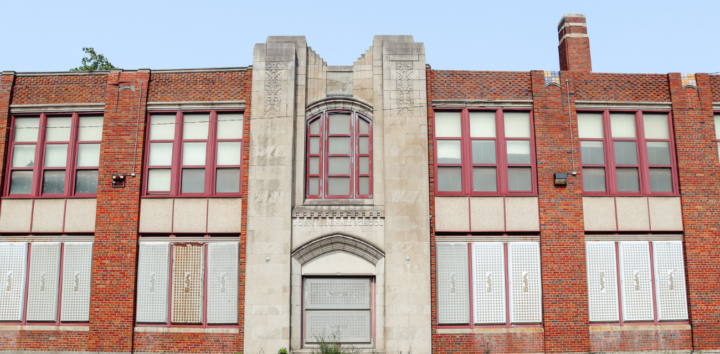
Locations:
558;14;592;71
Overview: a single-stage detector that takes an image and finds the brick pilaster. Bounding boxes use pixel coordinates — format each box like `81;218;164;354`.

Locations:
88;69;150;352
669;73;720;350
0;72;15;195
531;70;589;352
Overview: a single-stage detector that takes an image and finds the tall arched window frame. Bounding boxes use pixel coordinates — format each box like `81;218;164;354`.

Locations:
306;111;372;199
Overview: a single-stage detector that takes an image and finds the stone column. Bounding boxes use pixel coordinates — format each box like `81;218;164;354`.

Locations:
374;36;431;354
245;37;304;354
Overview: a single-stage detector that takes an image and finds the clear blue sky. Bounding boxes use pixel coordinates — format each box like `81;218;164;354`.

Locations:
2;0;718;74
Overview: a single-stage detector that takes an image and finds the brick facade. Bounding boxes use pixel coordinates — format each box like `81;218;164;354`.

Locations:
1;13;719;354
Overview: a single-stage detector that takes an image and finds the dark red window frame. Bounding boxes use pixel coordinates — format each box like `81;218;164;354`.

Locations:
7;242;88;326
714;113;720;160
588;241;690;328
579;110;679;196
135;240;239;328
142;110;244;197
432;108;538;196
4;113;103;198
437;241;542;329
305;110;373;199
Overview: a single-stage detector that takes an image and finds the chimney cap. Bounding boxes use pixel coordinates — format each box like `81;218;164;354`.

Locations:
558;13;587;27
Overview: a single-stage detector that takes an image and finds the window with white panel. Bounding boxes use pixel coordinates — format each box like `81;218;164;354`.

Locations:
585;241;688;323
303;277;372;345
0;242;93;324
135;242;238;326
437;242;542;326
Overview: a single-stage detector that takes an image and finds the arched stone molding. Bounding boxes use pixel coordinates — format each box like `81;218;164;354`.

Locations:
305;97;374;120
291;233;384;265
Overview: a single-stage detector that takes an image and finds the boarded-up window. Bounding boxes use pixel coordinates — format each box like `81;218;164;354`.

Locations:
585;242;619;322
136;242;170;323
171;244;204;324
60;242;93;322
437;243;469;325
304;278;371;344
207;242;238;324
26;242;61;321
0;243;28;321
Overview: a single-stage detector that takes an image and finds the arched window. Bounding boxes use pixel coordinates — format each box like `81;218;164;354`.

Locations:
306;111;372;199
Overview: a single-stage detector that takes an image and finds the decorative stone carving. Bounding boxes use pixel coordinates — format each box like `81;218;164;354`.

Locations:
292;233;385;265
264;62;282;115
396;61;414;114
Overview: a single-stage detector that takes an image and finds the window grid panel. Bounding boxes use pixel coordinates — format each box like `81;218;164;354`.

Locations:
472;242;506;324
436;243;469;324
207;242;238;324
136;242;169;323
585;242;619;322
653;241;689;321
305;310;371;343
508;242;542;324
171;244;204;324
60;242;93;322
26;243;61;321
619;242;654;321
0;243;28;321
304;278;371;310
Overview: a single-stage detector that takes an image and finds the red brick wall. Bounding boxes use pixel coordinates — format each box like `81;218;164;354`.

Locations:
88;70;150;353
12;75;106;104
710;74;720;102
148;71;250;102
0;330;89;351
531;71;589;352
573;73;671;102
435;332;545;354
239;68;252;351
0;73;14;203
427;66;546;353
590;328;692;352
134;332;241;353
431;70;532;100
670;73;720;350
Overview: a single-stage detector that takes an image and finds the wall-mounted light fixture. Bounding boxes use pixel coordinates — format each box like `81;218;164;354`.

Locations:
112;175;126;188
554;173;568;186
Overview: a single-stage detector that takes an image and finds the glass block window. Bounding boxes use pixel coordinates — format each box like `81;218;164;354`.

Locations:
135;242;238;326
585;241;688;323
303;277;372;345
144;111;244;196
578;111;677;195
433;109;537;195
0;242;93;324
306;111;372;199
6;114;103;196
436;242;542;326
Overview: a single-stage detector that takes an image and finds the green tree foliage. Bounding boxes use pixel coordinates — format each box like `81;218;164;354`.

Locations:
70;47;116;71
